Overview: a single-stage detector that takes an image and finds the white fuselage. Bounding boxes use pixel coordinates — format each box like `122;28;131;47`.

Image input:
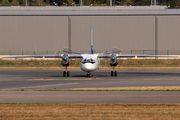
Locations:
80;54;100;73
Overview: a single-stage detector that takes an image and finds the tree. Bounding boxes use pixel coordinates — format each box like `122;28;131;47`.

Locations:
67;0;75;6
11;0;20;5
175;0;180;7
170;0;176;8
2;0;11;6
49;0;66;6
106;0;109;5
18;0;25;5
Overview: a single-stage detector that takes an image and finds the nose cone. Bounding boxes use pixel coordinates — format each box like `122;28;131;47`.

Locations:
63;57;67;60
81;63;97;72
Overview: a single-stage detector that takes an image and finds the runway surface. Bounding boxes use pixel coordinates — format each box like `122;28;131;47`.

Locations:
0;70;180;103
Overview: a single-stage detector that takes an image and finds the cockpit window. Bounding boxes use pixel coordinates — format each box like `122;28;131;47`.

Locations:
82;58;95;64
83;58;94;63
87;58;91;62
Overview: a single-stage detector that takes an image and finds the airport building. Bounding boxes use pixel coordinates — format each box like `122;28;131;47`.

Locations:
0;6;180;55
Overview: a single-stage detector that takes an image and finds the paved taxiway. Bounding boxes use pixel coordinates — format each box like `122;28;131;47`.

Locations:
0;70;180;103
1;70;180;90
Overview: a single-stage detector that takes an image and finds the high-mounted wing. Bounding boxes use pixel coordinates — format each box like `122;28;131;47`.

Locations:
98;54;178;58
115;54;178;58
3;54;83;59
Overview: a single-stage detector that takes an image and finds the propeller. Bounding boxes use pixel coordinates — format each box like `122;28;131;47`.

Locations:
112;46;125;67
100;49;112;70
63;47;80;68
100;47;125;70
52;50;64;70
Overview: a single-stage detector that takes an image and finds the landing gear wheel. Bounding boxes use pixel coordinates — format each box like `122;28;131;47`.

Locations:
111;71;113;76
63;71;66;77
87;73;91;77
114;71;117;76
67;71;70;77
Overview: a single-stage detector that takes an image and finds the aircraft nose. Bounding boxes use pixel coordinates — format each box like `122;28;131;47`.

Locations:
81;63;95;72
83;64;91;70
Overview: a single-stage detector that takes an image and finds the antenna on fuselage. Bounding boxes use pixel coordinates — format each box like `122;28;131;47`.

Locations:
91;26;93;54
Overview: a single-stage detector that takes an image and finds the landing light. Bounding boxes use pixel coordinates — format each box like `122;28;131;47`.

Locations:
135;56;138;59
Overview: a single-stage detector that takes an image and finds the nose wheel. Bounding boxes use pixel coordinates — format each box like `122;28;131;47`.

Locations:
63;66;70;77
111;66;117;76
87;73;92;77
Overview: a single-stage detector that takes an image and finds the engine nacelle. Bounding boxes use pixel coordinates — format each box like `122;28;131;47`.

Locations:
110;54;118;66
61;54;69;66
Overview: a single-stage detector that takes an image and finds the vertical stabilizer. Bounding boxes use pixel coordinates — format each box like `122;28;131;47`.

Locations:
91;26;93;54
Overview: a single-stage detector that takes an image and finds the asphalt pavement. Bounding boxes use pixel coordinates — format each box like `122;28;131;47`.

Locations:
0;70;180;103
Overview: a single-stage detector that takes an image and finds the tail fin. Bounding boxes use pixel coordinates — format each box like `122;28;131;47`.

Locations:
91;26;93;54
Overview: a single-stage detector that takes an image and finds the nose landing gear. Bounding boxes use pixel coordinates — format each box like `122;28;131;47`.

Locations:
63;66;70;77
111;66;117;77
86;73;92;77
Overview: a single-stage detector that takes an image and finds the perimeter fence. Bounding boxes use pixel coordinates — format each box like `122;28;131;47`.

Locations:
131;50;180;55
0;50;180;55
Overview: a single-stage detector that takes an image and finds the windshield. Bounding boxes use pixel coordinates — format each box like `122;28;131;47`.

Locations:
83;58;94;63
87;58;91;62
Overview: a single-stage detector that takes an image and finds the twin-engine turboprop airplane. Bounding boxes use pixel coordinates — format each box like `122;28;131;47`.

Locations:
3;26;178;77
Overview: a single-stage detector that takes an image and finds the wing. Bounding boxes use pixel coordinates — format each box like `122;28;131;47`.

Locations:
3;54;83;59
98;54;178;58
116;54;178;58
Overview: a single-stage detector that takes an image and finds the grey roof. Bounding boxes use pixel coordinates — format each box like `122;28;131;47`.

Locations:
0;6;179;16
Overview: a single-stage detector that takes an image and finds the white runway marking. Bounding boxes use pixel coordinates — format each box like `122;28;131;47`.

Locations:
1;83;79;91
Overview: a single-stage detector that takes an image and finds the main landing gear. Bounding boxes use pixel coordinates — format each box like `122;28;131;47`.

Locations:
111;66;117;77
63;66;70;77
